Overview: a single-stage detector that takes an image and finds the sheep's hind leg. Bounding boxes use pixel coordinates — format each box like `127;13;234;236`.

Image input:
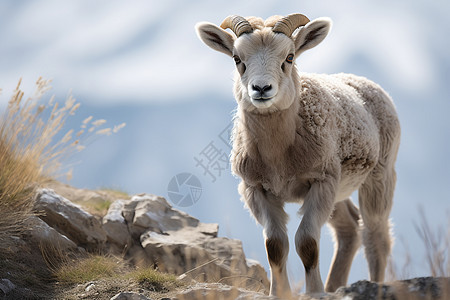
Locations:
239;183;291;298
325;198;362;292
358;163;396;282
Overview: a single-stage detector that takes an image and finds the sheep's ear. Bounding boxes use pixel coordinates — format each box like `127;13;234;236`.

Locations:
293;18;332;58
195;22;235;57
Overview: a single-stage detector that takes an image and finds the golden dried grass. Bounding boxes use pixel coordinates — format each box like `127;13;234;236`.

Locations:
54;255;120;284
388;207;449;291
0;77;125;244
414;209;450;278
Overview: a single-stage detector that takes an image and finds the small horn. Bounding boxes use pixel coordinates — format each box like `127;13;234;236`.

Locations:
272;13;310;36
220;15;253;37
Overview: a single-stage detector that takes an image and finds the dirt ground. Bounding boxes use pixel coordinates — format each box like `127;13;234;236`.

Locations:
0;228;182;300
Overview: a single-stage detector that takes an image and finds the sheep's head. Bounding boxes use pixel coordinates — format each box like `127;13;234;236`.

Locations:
196;14;331;113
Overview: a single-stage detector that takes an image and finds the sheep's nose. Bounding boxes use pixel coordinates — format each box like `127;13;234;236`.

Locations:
252;84;272;93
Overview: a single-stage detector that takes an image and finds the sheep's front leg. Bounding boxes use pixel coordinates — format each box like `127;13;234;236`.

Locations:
239;182;290;298
295;179;336;294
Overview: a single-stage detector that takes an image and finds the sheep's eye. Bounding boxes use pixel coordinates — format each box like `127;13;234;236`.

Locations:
285;54;294;64
233;55;241;64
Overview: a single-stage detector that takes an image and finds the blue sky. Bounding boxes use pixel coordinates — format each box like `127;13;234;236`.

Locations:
1;0;449;289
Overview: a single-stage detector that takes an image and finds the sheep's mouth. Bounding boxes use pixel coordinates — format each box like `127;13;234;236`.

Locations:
250;97;275;109
252;97;272;102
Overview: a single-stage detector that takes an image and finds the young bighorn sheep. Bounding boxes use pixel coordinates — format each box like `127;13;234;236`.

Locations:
196;14;400;297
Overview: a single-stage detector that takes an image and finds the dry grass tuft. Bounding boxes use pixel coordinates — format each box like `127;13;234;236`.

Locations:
131;267;178;284
99;187;130;200
79;198;114;216
40;241;179;292
414;208;450;277
0;77;125;245
54;255;120;284
388;207;449;282
41;240;121;284
128;267;181;292
387;237;413;281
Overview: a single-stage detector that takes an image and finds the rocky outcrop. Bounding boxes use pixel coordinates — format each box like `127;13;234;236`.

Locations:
34;189;107;250
104;194;201;245
32;188;269;293
103;194;269;292
170;277;450;300
24;216;78;251
26;187;449;300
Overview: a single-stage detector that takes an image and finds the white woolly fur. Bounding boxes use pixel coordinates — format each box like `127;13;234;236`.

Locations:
196;14;400;297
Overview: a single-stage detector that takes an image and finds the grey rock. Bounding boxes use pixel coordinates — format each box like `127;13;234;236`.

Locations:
124;194;200;234
24;216;77;251
0;279;15;295
102;200;130;246
141;228;215;275
171;283;240;300
401;277;450;299
107;194;269;292
335;277;450;300
171;277;450;300
110;291;152;300
245;259;271;292
85;282;95;292
336;280;392;299
141;226;269;292
34;188;107;250
171;283;274;300
197;222;219;237
33;189;268;293
103;194;218;248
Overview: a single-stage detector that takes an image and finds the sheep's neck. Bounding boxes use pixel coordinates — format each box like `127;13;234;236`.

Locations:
240;106;298;163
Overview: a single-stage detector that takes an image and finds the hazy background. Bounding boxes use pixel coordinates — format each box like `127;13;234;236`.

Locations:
1;0;449;288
